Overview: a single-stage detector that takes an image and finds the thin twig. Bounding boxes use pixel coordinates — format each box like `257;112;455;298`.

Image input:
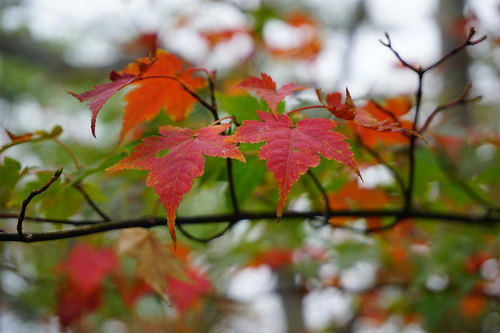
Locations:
72;183;111;221
371;101;401;123
52;138;81;171
285;105;326;115
423;27;487;73
306;170;331;222
379;33;420;73
355;134;406;193
436;151;495;208
16;167;63;238
0;213;100;225
134;75;216;116
419;84;481;133
226;159;240;216
176;222;233;243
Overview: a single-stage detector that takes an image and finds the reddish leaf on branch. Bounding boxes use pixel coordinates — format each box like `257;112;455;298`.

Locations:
166;268;213;313
317;88;356;120
56;243;118;327
327;180;391;228
233;111;359;220
320;91;428;145
57;243;118;297
234;73;306;118
120;50;207;141
108;124;245;244
67;55;155;137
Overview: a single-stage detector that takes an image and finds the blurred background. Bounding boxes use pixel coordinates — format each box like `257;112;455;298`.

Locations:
1;0;499;332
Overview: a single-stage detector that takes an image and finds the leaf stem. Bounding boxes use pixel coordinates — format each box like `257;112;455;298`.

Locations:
285;105;325;115
133;75;217;117
72;182;111;221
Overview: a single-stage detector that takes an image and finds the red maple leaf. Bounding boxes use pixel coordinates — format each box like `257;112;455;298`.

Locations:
233;111;359;220
107;123;245;245
56;243;118;327
67;56;155;138
166;268;213;313
234;73;306;118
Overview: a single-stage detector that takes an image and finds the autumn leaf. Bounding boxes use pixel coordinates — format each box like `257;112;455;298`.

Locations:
56;243;118;327
327;180;391;228
233;111;359;220
67;56;155;137
117;228;189;296
320;90;428;144
108;124;245;244
57;243;118;296
120;50;207;140
317;88;356;120
234;73;306;118
166;268;213;313
5;129;33;142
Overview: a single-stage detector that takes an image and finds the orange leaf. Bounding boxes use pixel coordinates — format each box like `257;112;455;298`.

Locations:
5;129;33;142
248;248;294;271
120;50;207;140
166;268;213;313
460;295;485;318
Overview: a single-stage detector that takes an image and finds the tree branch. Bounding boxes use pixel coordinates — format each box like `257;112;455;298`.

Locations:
1;209;497;243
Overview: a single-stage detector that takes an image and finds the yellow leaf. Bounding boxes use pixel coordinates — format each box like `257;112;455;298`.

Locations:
117;228;190;296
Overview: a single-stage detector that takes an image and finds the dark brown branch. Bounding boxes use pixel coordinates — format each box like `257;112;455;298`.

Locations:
404;70;424;213
419;84;481;133
2;209;498;243
16;167;63;238
379;33;420;73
